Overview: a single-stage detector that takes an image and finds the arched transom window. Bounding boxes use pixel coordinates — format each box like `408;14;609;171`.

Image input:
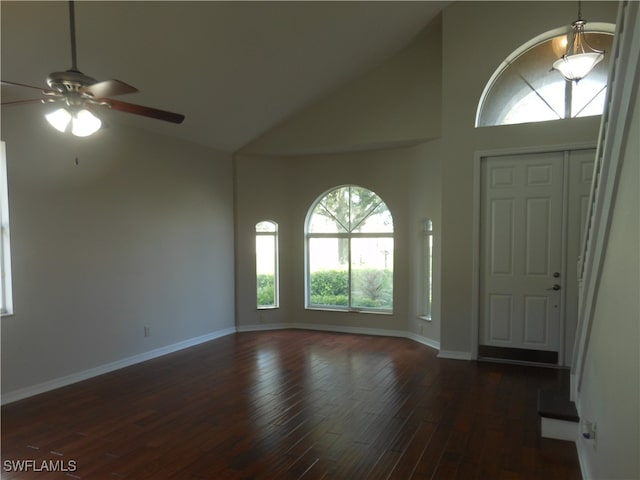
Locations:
305;185;393;312
477;25;614;127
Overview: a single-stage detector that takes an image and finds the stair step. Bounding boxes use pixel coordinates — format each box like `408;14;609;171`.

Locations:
537;389;579;422
538;388;579;442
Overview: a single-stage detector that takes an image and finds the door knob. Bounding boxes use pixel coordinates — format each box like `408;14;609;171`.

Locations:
547;284;561;291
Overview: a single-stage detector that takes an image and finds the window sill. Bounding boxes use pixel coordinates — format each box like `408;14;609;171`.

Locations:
418;315;432;322
257;306;279;310
305;307;393;315
1;311;15;318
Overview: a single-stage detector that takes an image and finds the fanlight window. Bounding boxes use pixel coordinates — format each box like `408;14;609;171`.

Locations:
306;185;393;312
477;27;614;127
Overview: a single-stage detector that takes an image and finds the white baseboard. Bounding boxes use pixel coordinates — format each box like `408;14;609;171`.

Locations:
576;436;594;480
406;332;440;351
239;323;441;352
236;323;290;332
1;324;456;405
437;350;473;360
540;417;579;442
1;326;236;405
293;322;410;339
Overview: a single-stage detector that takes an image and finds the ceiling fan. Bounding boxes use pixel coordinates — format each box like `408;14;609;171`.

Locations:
1;1;185;137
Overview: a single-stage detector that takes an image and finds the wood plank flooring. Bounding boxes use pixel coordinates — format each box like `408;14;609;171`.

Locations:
1;330;581;479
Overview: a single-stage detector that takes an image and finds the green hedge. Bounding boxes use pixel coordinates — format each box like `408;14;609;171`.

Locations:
310;269;392;309
257;273;276;306
258;269;393;309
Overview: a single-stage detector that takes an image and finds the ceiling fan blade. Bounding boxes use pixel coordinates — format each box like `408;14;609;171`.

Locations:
104;98;185;124
1;80;53;94
1;98;44;106
81;79;138;98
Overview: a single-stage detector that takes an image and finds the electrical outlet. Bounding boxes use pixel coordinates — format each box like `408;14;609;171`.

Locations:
582;420;597;448
144;325;151;337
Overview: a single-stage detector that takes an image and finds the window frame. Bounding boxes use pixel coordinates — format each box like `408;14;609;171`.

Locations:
255;220;279;309
305;185;394;314
476;23;615;128
1;141;13;316
419;219;433;322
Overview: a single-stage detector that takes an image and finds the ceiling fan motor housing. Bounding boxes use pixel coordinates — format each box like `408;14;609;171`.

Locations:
47;70;97;94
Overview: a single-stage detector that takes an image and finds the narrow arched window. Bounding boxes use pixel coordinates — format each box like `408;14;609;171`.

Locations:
256;220;279;309
422;219;433;320
476;25;614;127
0;142;13;316
305;185;393;313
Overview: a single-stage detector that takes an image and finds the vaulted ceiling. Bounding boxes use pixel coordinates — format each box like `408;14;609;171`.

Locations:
1;1;449;152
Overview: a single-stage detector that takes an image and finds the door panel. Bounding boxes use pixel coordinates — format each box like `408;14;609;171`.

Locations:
490;199;515;275
525;197;551;275
488;294;513;342
480;152;564;352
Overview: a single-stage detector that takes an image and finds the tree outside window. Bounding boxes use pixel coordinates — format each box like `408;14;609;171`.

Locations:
306;185;393;312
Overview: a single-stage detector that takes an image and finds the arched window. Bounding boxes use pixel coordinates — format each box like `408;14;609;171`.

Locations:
422;219;433;321
256;220;279;309
305;185;393;312
476;25;614;127
0;142;13;316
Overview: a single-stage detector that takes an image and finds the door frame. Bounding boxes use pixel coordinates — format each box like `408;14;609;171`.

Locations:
471;142;596;365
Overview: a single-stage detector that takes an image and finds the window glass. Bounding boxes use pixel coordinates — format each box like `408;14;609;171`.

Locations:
306;185;393;312
477;29;614;127
0;141;13;316
256;221;278;309
423;219;433;320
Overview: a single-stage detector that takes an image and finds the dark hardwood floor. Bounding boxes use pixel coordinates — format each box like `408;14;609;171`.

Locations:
1;330;581;479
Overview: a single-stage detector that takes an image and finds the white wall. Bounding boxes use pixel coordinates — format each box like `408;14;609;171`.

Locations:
576;58;639;479
234;15;444;343
234;142;442;343
1;107;235;399
241;16;442;156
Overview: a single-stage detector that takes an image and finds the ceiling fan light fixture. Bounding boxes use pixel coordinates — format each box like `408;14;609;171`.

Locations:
45;107;101;137
2;0;185;135
71;109;101;137
45;108;72;133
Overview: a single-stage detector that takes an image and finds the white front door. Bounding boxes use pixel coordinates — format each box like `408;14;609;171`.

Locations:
480;152;564;352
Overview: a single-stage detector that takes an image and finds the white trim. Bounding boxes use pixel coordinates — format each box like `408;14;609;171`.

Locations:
236;323;290;332
540;417;579;442
406;332;440;351
577;434;595;480
1;327;236;405
476;24;615;127
437;350;473;361
238;323;441;352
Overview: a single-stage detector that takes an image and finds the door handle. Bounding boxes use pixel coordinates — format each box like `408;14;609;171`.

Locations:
547;284;561;291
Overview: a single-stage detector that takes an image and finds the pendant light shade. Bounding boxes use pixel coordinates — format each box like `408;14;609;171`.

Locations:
552;4;605;83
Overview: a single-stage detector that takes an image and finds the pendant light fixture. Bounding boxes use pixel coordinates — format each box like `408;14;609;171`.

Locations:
552;0;605;82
